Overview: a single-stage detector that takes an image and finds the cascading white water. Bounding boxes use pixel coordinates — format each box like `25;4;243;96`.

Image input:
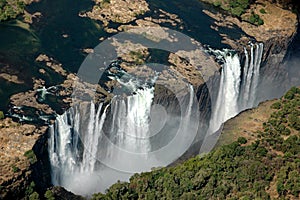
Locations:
208;43;264;134
48;42;263;194
48;87;154;194
49;79;197;195
240;43;264;107
48;103;109;186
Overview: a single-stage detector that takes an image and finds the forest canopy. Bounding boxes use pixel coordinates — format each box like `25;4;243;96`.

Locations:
0;0;25;21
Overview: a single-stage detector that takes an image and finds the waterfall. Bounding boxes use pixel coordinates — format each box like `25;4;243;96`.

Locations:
48;42;263;194
240;43;264;107
208;43;264;134
49;81;197;195
48;88;153;194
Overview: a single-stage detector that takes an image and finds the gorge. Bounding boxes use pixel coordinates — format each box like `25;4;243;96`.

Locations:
48;42;265;195
0;0;299;199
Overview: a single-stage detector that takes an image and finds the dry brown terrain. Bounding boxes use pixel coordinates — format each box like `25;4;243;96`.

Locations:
0;118;47;198
202;0;297;42
216;99;277;147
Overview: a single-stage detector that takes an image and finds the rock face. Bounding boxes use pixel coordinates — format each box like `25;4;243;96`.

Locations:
0;118;51;199
257;35;294;101
201;0;298;103
47;186;85;200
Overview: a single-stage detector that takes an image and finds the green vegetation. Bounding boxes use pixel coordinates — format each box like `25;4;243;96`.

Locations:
91;87;300;199
11;165;20;173
271;101;281;109
0;0;26;21
248;12;264;25
259;8;266;14
24;149;37;164
209;0;265;25
0;111;4;119
211;0;250;17
25;181;37;199
29;192;39;200
237;136;247;144
44;190;55;200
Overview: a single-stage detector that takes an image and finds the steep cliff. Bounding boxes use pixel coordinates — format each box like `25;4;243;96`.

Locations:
201;0;298;103
0;118;51;199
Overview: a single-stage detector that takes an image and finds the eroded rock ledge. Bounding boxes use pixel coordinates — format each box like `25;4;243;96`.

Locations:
0;118;49;199
80;0;184;34
81;0;149;26
202;0;297;43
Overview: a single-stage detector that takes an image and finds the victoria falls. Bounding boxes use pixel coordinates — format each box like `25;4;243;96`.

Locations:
0;0;300;199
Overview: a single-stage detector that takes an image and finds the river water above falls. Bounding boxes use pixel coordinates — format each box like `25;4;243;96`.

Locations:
0;0;242;111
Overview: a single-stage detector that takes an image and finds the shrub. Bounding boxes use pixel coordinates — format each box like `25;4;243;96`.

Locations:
11;165;20;173
285;91;295;100
29;192;39;200
44;190;55;200
24;150;37;164
288;114;300;130
259;8;266;14
271;102;281;109
238;137;247;144
231;6;244;17
249;12;264;26
0;111;4;119
0;0;25;21
257;18;264;25
25;181;36;197
213;1;221;7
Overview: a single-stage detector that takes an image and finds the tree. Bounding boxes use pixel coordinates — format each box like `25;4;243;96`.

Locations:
44;190;55;200
238;137;247;144
29;192;39;200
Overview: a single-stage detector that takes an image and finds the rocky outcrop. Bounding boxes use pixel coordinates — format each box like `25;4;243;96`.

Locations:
35;54;68;77
0;118;50;199
257;35;295;101
0;73;23;84
202;1;297;44
81;0;184;34
79;0;149;34
84;0;149;25
202;0;298;104
48;186;85;200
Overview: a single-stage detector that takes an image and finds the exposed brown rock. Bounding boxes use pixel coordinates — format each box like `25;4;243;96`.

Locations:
35;54;67;77
23;11;42;24
82;0;149;26
0;73;23;84
202;0;297;42
216;99;277;147
10;84;54;115
0;117;47;199
82;48;94;54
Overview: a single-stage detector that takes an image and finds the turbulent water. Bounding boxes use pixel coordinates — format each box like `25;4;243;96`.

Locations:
48;78;198;195
208;43;264;134
48;43;263;195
